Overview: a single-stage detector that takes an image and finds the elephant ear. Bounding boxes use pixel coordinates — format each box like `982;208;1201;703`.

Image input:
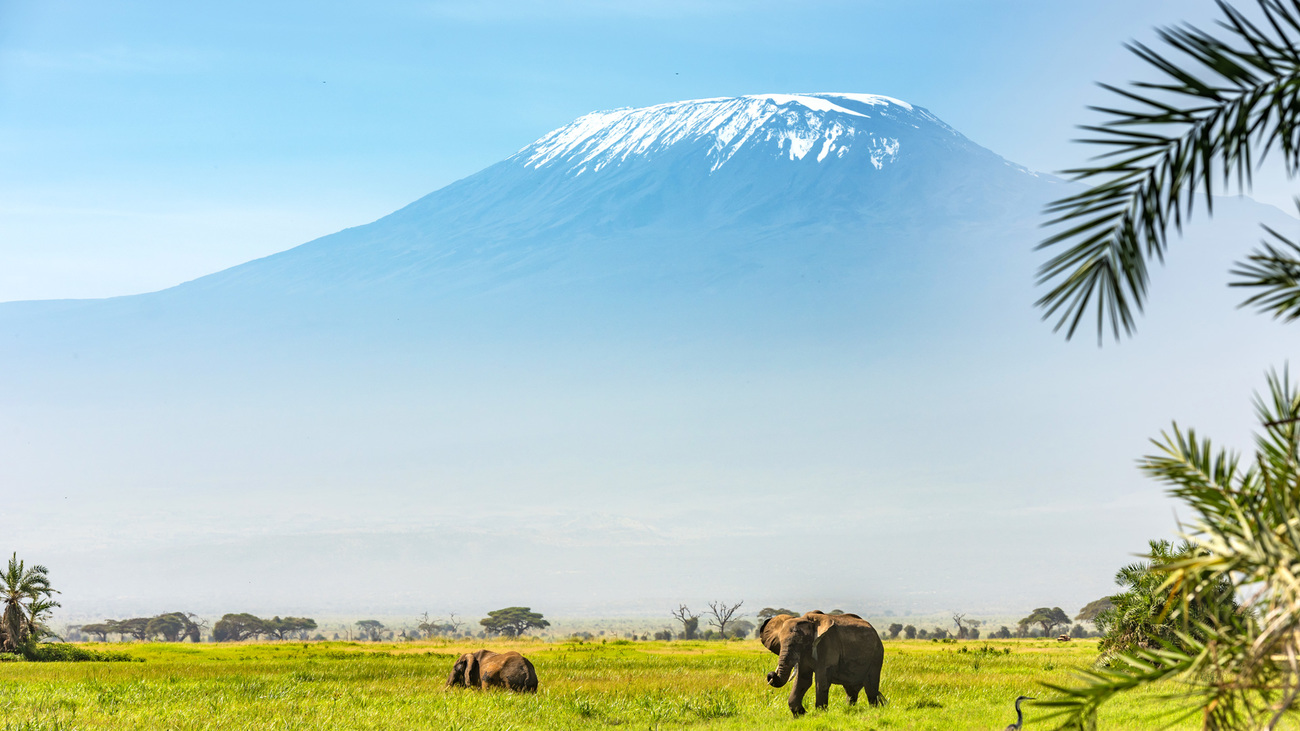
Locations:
464;653;481;687
811;614;838;662
758;615;790;654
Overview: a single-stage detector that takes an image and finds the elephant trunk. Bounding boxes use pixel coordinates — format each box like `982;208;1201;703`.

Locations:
766;642;800;688
445;662;466;689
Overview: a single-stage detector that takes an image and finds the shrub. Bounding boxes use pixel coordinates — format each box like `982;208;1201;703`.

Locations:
22;643;140;662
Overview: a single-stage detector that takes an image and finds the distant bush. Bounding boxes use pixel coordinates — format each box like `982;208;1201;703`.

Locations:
728;620;755;639
22;643;140;662
903;625;916;639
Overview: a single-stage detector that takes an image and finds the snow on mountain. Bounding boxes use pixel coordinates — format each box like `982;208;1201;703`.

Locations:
0;93;1052;308
7;91;1290;616
515;93;962;174
72;92;1029;301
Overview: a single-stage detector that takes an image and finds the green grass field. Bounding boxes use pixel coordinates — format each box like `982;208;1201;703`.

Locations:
0;638;1254;730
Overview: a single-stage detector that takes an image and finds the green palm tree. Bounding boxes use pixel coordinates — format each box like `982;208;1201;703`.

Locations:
1038;0;1300;342
1040;371;1300;729
0;553;59;653
1034;2;1300;727
1093;539;1238;660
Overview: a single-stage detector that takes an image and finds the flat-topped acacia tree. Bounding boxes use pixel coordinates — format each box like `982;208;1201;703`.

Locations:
479;607;549;637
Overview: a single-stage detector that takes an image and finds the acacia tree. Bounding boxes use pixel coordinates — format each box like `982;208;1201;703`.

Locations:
115;618;152;641
1075;598;1116;626
728;619;756;639
951;613;966;636
479;607;549;637
264;617;318;640
418;612;464;638
213;613;267;642
670;604;700;640
0;554;59;652
146;614;187;642
1020;608;1071;638
355;619;386;641
1030;1;1300;728
705;601;745;640
80;623;112;642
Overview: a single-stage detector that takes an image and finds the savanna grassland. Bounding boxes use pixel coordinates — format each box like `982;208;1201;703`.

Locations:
0;638;1249;730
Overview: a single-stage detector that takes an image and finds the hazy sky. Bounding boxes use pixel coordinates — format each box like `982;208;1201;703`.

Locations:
4;0;1299;622
0;0;1271;302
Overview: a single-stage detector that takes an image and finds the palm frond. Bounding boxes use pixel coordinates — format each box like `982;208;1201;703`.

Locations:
1038;0;1300;342
1232;220;1300;321
1044;368;1300;727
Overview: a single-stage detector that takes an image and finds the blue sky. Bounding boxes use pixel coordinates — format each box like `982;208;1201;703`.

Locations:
0;0;1256;302
5;1;1300;619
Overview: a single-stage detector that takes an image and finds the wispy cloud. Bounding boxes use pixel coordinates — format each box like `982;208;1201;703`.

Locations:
4;46;215;75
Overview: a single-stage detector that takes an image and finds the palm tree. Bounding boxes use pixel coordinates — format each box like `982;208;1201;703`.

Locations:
1037;0;1300;342
0;553;59;653
1040;370;1300;728
1031;2;1300;727
1092;539;1238;660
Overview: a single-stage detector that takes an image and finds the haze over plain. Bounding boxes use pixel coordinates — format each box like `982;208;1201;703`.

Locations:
2;1;1296;619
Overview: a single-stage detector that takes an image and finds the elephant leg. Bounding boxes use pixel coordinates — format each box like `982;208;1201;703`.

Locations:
844;684;862;705
814;671;831;710
787;670;812;717
865;669;884;707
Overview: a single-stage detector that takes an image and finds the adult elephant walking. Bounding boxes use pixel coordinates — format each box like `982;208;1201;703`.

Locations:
759;611;884;716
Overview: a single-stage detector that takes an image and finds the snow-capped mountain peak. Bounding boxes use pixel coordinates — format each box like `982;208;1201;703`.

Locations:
512;93;961;175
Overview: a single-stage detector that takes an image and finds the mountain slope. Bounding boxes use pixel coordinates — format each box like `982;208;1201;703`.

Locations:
154;92;1054;301
9;93;1286;617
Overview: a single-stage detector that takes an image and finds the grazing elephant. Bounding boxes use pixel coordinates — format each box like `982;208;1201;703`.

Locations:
445;650;538;693
759;610;884;716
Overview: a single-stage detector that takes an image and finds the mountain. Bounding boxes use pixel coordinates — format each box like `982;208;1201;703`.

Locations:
3;93;1052;331
4;93;1292;617
173;92;1048;299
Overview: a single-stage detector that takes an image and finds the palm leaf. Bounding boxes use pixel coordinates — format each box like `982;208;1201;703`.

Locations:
1038;0;1300;342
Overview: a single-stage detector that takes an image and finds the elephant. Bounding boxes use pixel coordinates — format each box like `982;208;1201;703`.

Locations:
445;649;538;693
759;610;884;716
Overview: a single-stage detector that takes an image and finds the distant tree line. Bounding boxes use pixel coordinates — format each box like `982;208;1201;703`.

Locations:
876;606;1109;642
666;602;751;640
416;612;465;638
79;613;208;643
212;614;318;642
